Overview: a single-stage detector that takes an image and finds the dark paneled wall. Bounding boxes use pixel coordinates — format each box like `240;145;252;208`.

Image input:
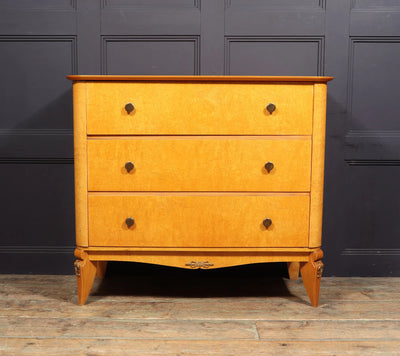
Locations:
0;0;399;275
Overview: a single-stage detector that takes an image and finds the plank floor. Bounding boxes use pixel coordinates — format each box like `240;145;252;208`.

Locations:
0;263;399;355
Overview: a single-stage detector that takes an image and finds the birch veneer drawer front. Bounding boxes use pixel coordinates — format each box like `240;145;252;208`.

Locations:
88;194;310;248
87;138;312;192
86;82;313;135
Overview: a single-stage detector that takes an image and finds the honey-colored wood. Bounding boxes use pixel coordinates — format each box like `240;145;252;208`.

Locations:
287;262;300;280
72;82;89;247
300;249;324;307
85;245;318;253
74;249;97;305
67;74;334;82
88;194;310;248
309;83;327;248
87;137;311;192
86;82;314;135
86;251;312;269
69;76;330;306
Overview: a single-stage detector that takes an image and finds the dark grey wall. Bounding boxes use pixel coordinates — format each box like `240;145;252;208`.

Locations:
1;0;399;275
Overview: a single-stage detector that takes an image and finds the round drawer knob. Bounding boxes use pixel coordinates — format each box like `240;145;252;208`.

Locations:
125;103;135;114
263;218;272;229
125;217;135;228
125;161;134;172
266;103;276;114
264;161;274;173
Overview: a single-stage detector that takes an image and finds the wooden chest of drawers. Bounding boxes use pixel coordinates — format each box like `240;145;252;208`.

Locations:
67;75;332;306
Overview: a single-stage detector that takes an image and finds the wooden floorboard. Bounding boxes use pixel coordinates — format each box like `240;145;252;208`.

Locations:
0;270;399;355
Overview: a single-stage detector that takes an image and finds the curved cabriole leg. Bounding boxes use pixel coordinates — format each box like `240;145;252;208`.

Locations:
74;249;97;305
300;249;324;307
287;262;300;280
96;261;108;279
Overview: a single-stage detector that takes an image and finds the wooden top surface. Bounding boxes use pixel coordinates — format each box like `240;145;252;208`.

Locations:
66;75;333;83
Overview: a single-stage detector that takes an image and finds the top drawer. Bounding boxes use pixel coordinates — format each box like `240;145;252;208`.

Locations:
86;82;313;135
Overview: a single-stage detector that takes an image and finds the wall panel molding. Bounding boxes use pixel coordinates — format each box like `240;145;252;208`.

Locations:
346;160;400;166
342;248;400;256
348;36;400;118
0;37;76;161
346;37;400;161
225;36;324;75
0;0;76;11
351;0;400;11
101;5;201;35
350;10;400;36
226;0;325;10
0;35;77;74
0;129;73;162
0;246;75;254
345;130;400;163
0;246;75;274
101;36;200;75
102;0;200;10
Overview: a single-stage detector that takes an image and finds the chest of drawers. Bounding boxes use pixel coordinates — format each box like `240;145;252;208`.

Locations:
67;75;332;306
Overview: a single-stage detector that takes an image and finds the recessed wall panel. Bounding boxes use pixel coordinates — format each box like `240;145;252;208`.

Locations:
350;39;400;131
0;37;76;130
352;0;400;10
103;0;198;8
227;0;323;9
0;0;75;10
103;37;199;75
0;164;75;247
226;38;322;75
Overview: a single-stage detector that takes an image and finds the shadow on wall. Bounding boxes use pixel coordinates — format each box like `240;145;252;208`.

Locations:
323;91;400;277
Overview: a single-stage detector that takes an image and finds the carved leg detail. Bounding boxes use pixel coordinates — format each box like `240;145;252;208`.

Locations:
96;261;108;279
287;262;300;280
74;249;97;305
300;249;324;307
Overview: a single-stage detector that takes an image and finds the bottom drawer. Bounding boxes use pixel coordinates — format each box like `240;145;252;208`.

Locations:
88;194;310;248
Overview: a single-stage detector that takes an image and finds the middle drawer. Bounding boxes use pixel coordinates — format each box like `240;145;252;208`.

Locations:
87;137;311;192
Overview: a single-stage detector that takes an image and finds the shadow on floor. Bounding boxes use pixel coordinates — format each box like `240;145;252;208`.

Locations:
90;261;296;299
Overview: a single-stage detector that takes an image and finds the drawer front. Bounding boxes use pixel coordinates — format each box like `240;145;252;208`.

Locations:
88;194;310;247
87;138;311;192
86;82;313;135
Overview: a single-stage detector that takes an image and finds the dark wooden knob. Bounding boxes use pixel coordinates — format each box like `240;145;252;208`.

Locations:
263;218;272;229
125;161;134;172
125;217;135;228
266;103;276;114
264;161;274;173
125;103;134;114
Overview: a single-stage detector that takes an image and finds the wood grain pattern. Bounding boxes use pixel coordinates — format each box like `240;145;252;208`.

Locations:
70;76;329;306
72;82;89;247
308;83;327;248
86;252;312;269
2;339;399;355
67;75;334;82
86;82;314;135
88;194;310;248
74;250;97;306
87;137;312;192
3;318;400;341
3;276;400;302
0;275;399;355
300;250;324;307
